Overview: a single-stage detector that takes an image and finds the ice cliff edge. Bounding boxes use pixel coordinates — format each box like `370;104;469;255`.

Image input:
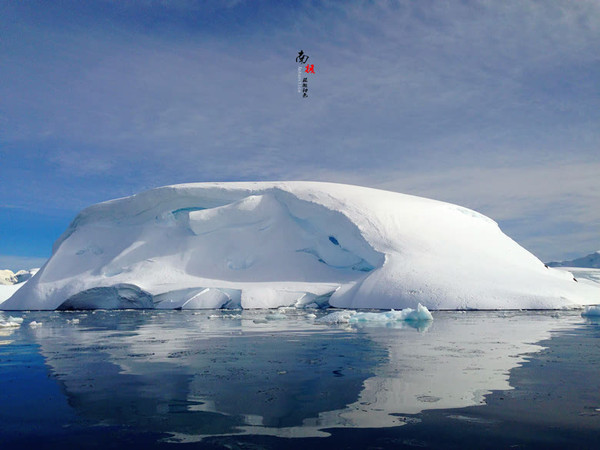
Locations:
2;181;598;310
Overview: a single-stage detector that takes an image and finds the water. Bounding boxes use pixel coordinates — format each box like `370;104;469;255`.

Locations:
1;309;599;448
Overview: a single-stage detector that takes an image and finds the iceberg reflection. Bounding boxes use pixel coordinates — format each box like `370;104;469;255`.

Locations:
28;309;580;441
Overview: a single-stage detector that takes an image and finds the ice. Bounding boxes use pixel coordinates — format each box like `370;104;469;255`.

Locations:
28;321;42;328
3;181;599;310
15;268;39;283
208;313;242;320
317;304;433;325
0;315;23;328
316;310;357;324
351;304;433;323
57;284;154;310
181;288;231;310
582;305;600;317
0;283;25;305
265;313;287;320
0;270;17;285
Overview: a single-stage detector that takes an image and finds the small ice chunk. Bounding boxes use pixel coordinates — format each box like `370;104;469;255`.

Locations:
316;310;357;324
223;314;242;319
67;318;80;324
265;313;287;320
208;313;242;320
0;316;23;328
582;305;600;317
352;304;433;323
318;304;433;325
29;321;43;328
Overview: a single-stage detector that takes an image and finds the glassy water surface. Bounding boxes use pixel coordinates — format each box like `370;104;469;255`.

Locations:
1;309;599;448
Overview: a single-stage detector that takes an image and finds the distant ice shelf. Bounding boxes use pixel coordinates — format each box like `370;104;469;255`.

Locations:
2;181;599;310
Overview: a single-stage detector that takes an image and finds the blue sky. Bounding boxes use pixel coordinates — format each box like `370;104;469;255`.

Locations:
1;0;599;270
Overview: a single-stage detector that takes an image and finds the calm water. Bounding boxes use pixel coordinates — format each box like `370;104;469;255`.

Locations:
1;309;599;449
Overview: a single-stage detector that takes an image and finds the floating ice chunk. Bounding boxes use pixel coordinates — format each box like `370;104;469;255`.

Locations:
0;316;23;328
208;313;242;320
29;321;43;328
316;310;357;324
351;304;433;323
265;313;287;320
67;318;80;324
318;304;433;325
582;305;600;317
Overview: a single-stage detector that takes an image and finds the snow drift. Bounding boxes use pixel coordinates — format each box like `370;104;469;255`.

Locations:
2;181;598;310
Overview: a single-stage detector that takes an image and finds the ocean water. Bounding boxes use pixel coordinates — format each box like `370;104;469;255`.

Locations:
0;309;599;449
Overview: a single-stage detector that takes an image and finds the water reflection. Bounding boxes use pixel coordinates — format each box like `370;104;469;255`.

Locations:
8;309;583;441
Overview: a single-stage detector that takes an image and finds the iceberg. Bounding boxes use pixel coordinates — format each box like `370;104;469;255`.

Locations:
582;305;600;317
0;268;38;306
2;181;599;310
0;270;18;285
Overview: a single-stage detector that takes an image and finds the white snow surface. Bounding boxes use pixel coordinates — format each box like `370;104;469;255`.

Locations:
0;270;18;285
0;283;26;305
15;268;39;283
2;181;599;310
0;268;38;285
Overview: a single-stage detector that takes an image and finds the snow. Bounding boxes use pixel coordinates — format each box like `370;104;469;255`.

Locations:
0;270;17;285
582;305;600;317
0;268;38;286
2;181;599;310
15;268;39;283
0;283;26;305
0;268;39;306
553;267;600;285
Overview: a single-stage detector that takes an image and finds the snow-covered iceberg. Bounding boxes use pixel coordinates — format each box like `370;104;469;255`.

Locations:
582;305;600;317
0;269;38;306
2;181;598;310
0;270;18;285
